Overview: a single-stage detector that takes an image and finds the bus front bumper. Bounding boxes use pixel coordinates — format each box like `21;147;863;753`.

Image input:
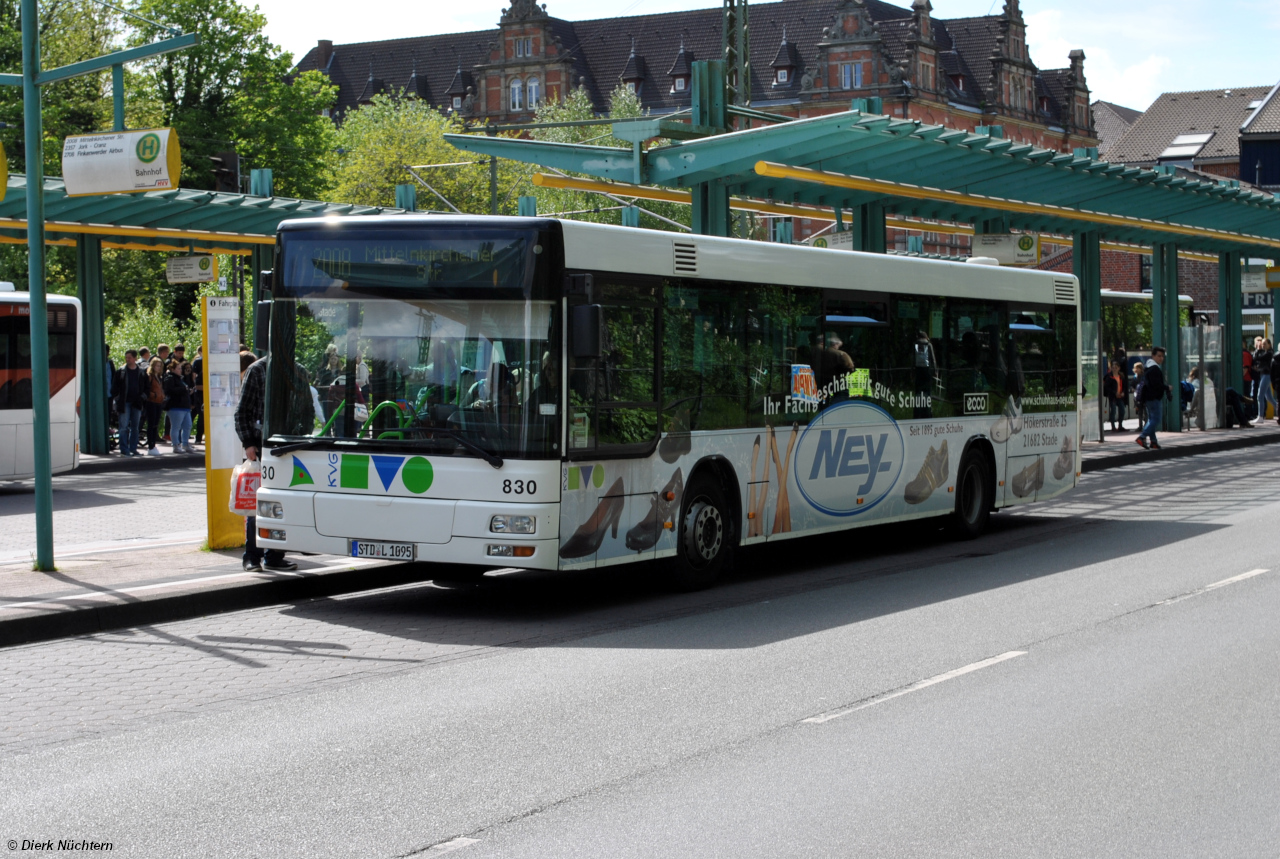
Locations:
252;489;561;571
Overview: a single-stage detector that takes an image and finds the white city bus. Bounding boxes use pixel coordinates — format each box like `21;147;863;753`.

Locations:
0;290;81;480
256;217;1079;588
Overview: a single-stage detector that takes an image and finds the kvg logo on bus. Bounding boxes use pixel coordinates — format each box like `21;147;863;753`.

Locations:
794;401;904;516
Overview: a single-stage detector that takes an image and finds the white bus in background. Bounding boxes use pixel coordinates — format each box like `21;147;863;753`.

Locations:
254;217;1079;589
0;287;81;479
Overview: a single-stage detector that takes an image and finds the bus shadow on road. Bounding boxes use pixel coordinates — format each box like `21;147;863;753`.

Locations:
277;511;1224;654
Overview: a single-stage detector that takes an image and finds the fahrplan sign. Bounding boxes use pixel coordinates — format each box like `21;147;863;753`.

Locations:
61;128;181;196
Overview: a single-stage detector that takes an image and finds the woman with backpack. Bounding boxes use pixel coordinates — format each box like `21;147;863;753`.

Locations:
164;360;195;453
143;357;166;456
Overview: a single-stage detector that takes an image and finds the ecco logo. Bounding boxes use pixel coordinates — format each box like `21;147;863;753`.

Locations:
964;392;988;415
795;401;905;517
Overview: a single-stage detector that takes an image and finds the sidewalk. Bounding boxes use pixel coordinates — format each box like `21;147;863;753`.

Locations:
1082;417;1280;472
1;420;1276;649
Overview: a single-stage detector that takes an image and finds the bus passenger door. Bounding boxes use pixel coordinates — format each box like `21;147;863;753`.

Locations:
562;277;660;567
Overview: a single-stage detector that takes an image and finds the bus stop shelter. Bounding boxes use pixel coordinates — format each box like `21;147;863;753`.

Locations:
0;173;404;456
446;66;1280;433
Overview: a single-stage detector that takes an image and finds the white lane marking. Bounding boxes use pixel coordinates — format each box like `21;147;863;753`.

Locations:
0;558;383;611
803;651;1027;724
0;534;206;563
1159;568;1269;606
421;836;479;855
1206;568;1269;590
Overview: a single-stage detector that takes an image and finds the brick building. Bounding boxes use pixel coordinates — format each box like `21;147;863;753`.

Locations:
293;0;1096;153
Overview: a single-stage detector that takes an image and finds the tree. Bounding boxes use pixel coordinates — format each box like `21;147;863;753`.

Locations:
332;94;529;212
229;56;337;200
530;84;689;231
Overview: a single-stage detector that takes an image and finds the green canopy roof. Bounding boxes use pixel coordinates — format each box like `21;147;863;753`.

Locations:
446;110;1280;256
0;176;403;253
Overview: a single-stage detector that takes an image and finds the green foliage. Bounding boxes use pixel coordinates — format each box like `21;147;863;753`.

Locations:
229;58;337;199
529;85;689;231
106;296;202;358
333;94;530;211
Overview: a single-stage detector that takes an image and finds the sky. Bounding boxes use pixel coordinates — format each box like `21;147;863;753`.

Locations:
257;0;1280;111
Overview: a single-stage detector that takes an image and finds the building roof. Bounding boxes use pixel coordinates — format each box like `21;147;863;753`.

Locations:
1107;86;1271;166
294;0;1082;120
1091;100;1142;156
1241;80;1280;136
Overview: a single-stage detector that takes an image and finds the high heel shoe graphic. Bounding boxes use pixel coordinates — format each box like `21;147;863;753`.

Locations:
559;477;626;559
625;469;683;551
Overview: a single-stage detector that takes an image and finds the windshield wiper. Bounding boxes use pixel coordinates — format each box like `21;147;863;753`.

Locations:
268;432;504;469
419;429;504;469
268;438;354;456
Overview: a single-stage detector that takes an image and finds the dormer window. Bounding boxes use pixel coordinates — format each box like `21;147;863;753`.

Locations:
453;96;462;109
626;81;637;94
620;38;646;98
668;38;693;95
771;26;800;88
950;74;964;92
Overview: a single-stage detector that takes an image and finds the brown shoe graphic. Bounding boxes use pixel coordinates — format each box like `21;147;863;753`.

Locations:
1011;456;1044;498
904;440;948;505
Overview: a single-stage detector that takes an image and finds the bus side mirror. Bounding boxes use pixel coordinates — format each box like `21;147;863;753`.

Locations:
254;301;272;354
571;305;604;359
260;269;273;292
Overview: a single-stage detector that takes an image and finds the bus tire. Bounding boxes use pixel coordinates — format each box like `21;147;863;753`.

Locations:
669;475;733;591
949;448;993;540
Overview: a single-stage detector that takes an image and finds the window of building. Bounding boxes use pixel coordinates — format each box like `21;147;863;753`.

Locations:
673;76;686;92
951;74;964;92
514;37;532;58
626;81;637;94
527;76;540;108
510;78;524;111
840;62;863;90
777;68;789;84
452;96;462;110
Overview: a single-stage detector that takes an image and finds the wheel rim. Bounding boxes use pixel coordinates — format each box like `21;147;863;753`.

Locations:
959;463;983;524
683;497;723;567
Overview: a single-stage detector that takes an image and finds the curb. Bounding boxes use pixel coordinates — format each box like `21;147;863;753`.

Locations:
0;563;437;649
1082;428;1280;473
75;455;206;475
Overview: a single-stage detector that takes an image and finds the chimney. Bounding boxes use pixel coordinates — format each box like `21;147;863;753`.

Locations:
317;40;334;68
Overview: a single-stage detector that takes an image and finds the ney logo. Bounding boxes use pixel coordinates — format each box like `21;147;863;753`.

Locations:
794;400;905;517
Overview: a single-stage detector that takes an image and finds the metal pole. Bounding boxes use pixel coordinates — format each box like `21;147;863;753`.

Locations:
489;155;498;215
112;63;124;131
22;0;54;570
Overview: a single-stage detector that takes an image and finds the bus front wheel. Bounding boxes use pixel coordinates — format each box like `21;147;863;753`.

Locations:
670;475;733;591
949;449;993;540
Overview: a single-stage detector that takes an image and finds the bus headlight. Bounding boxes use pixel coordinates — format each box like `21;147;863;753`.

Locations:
258;501;283;519
490;515;535;534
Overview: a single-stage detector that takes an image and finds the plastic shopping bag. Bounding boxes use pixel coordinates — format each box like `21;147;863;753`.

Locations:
230;459;261;516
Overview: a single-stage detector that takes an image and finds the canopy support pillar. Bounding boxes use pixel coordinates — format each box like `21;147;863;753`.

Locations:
691;180;730;237
1073;231;1101;326
1219;250;1243;394
1151;241;1181;433
849;202;885;253
76;236;107;455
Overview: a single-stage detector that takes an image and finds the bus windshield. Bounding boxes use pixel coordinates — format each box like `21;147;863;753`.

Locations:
265;226;561;460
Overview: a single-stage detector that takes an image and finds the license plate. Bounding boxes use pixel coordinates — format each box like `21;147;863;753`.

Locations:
350;540;415;560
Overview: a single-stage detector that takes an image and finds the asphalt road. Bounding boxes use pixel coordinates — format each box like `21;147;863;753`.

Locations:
2;448;1277;858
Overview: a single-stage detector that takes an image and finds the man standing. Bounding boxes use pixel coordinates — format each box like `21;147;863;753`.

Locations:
113;349;146;457
1136;346;1170;450
234;354;297;572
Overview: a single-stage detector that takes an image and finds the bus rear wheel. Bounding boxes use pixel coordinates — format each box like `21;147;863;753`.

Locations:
949;449;993;540
669;475;733;591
